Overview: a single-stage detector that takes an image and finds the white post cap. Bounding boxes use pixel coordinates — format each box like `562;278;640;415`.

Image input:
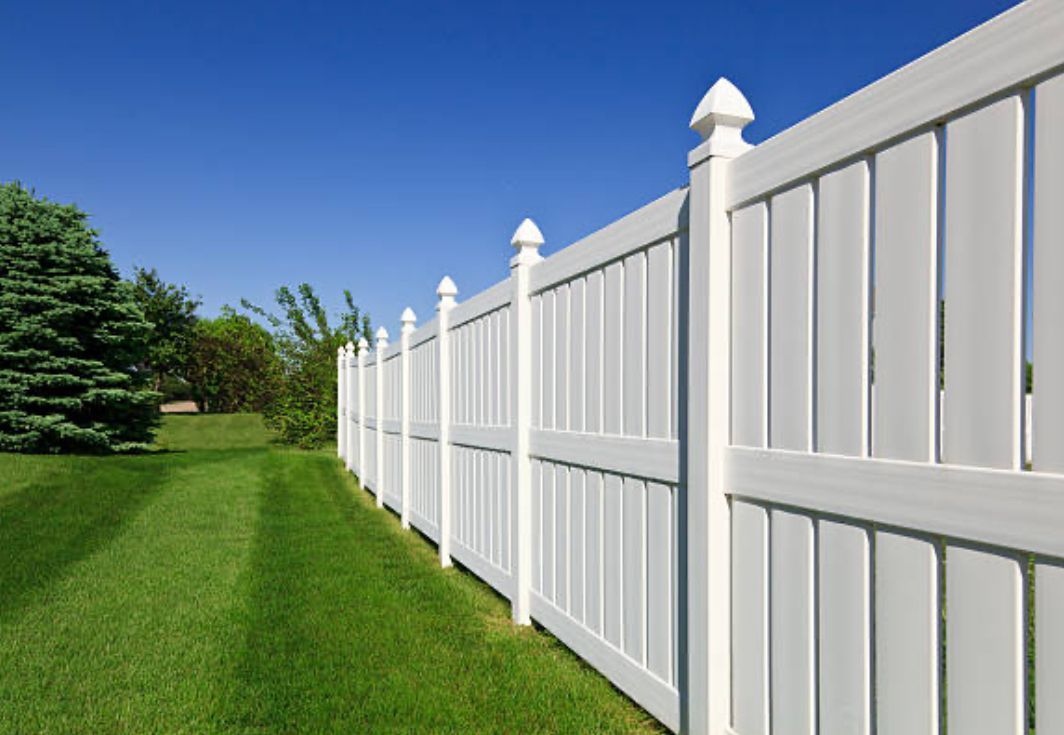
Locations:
337;345;345;357
510;218;544;267
357;336;370;351
400;307;417;333
689;77;754;162
375;326;389;348
436;276;458;310
345;341;355;356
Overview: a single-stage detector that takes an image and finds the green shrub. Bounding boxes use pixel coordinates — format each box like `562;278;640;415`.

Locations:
243;285;370;449
187;308;281;413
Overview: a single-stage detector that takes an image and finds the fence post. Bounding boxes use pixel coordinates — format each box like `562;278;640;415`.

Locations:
684;78;753;735
400;307;417;529
337;346;346;458
509;218;544;625
436;276;458;567
376;327;389;508
348;340;357;472
357;337;369;483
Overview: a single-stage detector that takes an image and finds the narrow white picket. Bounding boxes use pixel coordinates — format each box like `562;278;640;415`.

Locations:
815;159;869;457
817;520;870;735
646;481;671;682
942;94;1025;735
870;129;941;735
603;262;623;435
769;184;814;452
1033;70;1064;735
622;476;644;663
602;473;623;648
875;530;939;735
872;131;938;463
732;500;769;735
647;244;671;440
941;95;1024;470
770;508;815;735
585;470;603;637
731;203;767;448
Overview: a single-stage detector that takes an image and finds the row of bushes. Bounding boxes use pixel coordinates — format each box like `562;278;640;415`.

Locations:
0;181;371;453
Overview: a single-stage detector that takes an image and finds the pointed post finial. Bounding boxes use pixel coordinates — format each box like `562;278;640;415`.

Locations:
345;341;355;356
400;307;417;333
689;77;754;161
436;276;458;311
375;326;389;348
511;218;544;267
338;345;345;357
357;336;369;352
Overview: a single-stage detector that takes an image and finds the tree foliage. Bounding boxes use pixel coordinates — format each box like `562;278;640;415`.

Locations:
0;183;157;452
243;285;370;448
186;308;280;413
130;266;200;394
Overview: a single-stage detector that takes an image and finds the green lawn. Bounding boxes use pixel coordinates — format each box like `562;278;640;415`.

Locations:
0;414;661;734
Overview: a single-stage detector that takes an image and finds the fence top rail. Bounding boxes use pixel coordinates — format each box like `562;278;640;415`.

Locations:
727;0;1064;210
529;186;688;296
383;342;401;361
409;316;439;349
449;277;511;329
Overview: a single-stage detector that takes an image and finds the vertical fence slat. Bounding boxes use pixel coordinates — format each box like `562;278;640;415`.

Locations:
1033;71;1064;735
946;545;1024;735
873;130;938;463
646;481;671;682
570;278;586;434
815;159;870;457
1037;562;1064;732
532;296;542;429
585;470;603;637
604;262;624;435
771;508;816;735
732;500;769;735
555;286;569;432
624;252;646;438
941;94;1026;735
875;530;938;735
586;272;603;434
532;460;542;594
769;184;814;451
569;468;585;623
603;473;623;648
817;520;871;735
543;462;555;602
942;94;1024;470
543;290;556;431
622;476;646;663
555;464;569;612
647;244;671;439
731;203;767;448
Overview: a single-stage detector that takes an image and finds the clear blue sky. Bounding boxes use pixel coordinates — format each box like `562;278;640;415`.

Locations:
1;0;1019;334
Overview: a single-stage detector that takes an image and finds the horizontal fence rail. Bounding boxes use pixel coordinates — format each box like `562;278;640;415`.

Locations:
336;3;1063;733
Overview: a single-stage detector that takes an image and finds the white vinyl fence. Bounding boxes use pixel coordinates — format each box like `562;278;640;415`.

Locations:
337;2;1064;733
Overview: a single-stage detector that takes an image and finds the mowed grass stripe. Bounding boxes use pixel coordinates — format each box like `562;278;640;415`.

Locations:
0;415;662;733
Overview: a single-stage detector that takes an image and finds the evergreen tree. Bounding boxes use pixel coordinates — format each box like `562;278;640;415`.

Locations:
0;183;158;452
130;266;200;392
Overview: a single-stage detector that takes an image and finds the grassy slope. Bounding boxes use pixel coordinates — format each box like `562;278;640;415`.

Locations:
0;415;662;734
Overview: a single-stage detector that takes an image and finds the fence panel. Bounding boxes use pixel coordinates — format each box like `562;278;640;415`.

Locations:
335;5;1064;733
526;189;686;730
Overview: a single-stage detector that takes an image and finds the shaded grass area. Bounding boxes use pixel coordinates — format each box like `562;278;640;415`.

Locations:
0;415;661;733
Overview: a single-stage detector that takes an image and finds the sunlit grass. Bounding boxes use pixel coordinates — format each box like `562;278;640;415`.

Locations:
0;414;660;733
